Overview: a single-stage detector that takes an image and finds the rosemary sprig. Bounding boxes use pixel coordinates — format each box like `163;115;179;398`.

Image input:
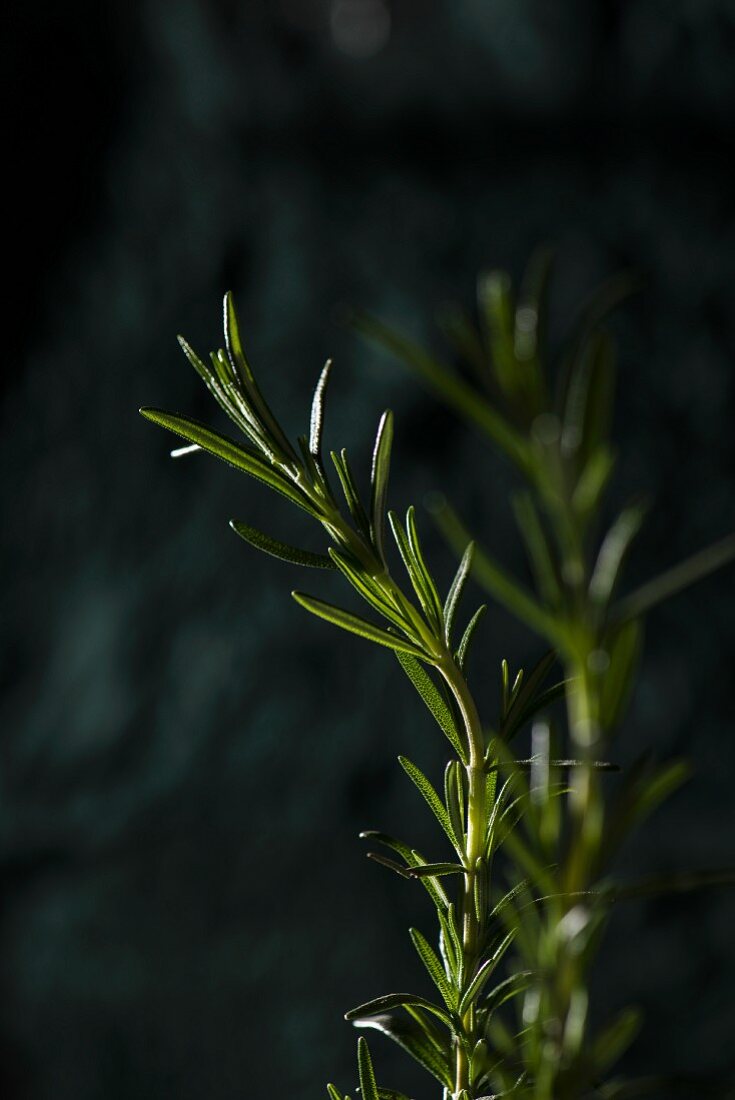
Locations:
141;261;734;1099
141;293;559;1099
354;252;735;1098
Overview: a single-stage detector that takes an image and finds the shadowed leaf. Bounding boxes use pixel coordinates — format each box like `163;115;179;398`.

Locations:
229;520;334;569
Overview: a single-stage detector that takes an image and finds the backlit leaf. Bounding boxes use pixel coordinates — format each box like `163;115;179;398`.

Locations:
139;408;313;513
455;604;487;673
444;541;474;646
309;359;332;458
352;1013;452;1088
357;1037;379;1100
370;411;394;563
345;993;454;1032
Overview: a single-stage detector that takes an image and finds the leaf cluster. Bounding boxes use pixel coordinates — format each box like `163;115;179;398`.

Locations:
141;267;734;1100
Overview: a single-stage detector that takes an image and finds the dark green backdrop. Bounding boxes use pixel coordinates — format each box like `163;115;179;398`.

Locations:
3;2;735;1097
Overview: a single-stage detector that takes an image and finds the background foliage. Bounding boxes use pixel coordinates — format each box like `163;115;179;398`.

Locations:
3;2;735;1098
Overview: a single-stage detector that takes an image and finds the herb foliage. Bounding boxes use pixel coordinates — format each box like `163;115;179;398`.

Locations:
141;260;734;1099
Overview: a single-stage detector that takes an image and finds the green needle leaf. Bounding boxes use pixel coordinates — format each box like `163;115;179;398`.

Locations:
478;269;518;401
352;1014;452;1089
405;506;445;633
357;1037;379;1100
612;532;735;624
497;648;558;741
229;520;334;569
444;540;474;646
222;292;296;460
366;852;412;879
309;359;332;458
455;604;487;673
458;930;515;1015
398;756;461;851
345;993;454;1031
370;410;394;563
590;502;648;610
292;592;425;657
428;497;559;643
444;760;465;850
395;652;467;762
329;549;417;637
388;510;442;634
331;449;372;540
139;408;314;515
349;310;532;475
481;970;535;1017
591;1008;642;1075
512;492;560;607
407;863;464;879
359;831;450;911
409;928;455;1010
223;290;255;384
600;619;642;731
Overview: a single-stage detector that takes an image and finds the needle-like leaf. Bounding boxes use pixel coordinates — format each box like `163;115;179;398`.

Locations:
444;540;474;646
328;549;419;638
350;310;532;474
352;1014;452;1089
409;928;456;1010
589;502;647;610
406;506;445;633
444;761;465;851
345;994;454;1032
359;831;451;911
512;491;561;607
331;449;372;540
292;592;425;657
455;604;487;672
139;408;316;514
399;756;461;852
395;653;467;762
309;359;332;458
388;511;442;634
458;930;515;1015
222;292;297;459
370;410;394;564
229;520;334;569
612;532;735;624
357;1037;379;1100
428;497;559;643
408;862;464;879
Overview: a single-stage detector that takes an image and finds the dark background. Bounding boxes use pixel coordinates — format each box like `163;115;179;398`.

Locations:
3;2;735;1097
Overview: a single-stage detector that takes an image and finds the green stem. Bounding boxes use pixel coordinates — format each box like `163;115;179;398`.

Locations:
441;661;487;1099
565;651;603;893
533;645;603;1100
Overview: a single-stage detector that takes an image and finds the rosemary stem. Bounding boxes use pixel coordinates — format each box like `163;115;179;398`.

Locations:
534;642;603;1100
442;662;487;1099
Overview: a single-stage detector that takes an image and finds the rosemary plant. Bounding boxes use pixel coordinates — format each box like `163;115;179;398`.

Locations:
351;253;735;1098
141;263;734;1099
